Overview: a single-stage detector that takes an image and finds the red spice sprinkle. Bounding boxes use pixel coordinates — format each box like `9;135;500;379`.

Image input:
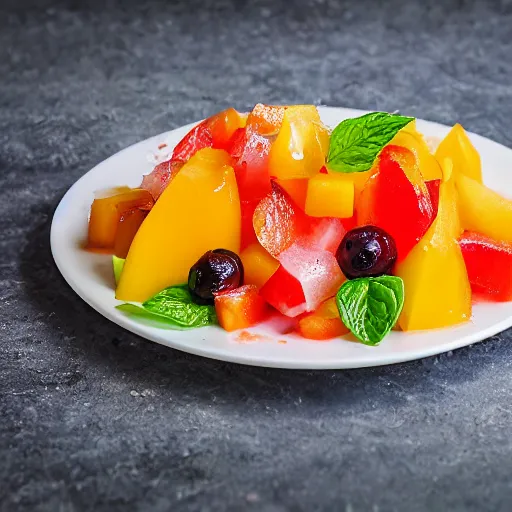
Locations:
158;143;168;150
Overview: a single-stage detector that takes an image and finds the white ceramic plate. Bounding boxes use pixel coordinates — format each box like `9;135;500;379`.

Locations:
51;107;512;369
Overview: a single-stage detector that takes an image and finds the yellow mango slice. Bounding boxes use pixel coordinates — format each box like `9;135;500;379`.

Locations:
435;124;482;183
305;174;354;218
116;148;241;302
268;106;329;180
456;173;512;243
391;130;442;181
395;160;471;331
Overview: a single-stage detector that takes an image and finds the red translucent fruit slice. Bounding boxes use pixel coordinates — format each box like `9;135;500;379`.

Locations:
357;145;435;261
141;159;183;200
253;182;309;258
278;243;345;312
172;120;213;162
303;217;345;254
260;266;307;317
458;231;512;301
240;200;260;251
231;129;272;203
173;108;243;162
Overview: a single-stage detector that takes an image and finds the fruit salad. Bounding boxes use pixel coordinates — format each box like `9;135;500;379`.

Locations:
86;105;512;345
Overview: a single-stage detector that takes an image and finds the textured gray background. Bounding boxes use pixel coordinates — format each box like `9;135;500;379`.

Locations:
2;0;512;510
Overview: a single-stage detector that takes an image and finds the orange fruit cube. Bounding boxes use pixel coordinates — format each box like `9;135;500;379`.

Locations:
297;297;349;340
87;188;154;250
215;285;268;332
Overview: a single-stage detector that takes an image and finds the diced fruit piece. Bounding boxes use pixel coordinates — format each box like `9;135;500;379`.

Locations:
340;215;357;233
268;105;330;180
298;297;349;340
114;208;148;259
208;108;245;150
227;127;246;158
240;200;259;250
88;188;154;250
275;178;309;210
253;181;309;258
324;168;372;198
215;285;268;332
233;130;272;202
188;249;244;304
141;159;183;200
426;179;441;217
357;145;435;261
278;243;345;312
172;120;213;162
391;129;442;181
260;266;307;317
458;231;512;301
246;103;286;136
305;173;354;218
335;226;397;279
172;108;244;162
456;173;512;242
240;243;279;288
394;164;471;331
116;149;241;302
435;124;482;182
303;217;345;254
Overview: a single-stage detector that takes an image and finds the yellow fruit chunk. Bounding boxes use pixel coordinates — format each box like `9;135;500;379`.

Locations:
401;119;419;136
435;124;482;182
395;160;471;331
391;130;442;181
326;170;372;199
116;148;241;302
305;174;354;218
268;106;329;180
456;173;512;243
240;243;279;288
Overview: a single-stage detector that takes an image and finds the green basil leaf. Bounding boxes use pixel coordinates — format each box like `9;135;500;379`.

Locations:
112;255;125;285
142;285;217;328
336;275;405;345
327;112;414;173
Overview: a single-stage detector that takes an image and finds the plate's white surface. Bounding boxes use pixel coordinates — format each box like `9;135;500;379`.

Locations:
51;107;512;369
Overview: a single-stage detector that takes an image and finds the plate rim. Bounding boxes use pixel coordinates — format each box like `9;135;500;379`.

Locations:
50;106;512;369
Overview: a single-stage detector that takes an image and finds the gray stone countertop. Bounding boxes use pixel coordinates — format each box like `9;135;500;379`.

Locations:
2;0;512;510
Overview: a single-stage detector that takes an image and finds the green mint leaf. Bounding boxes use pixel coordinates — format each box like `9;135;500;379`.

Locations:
336;276;405;345
142;285;217;328
116;303;189;329
112;255;125;285
327;112;414;173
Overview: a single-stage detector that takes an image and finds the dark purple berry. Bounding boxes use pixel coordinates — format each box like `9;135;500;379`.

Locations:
335;226;397;279
188;249;244;304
